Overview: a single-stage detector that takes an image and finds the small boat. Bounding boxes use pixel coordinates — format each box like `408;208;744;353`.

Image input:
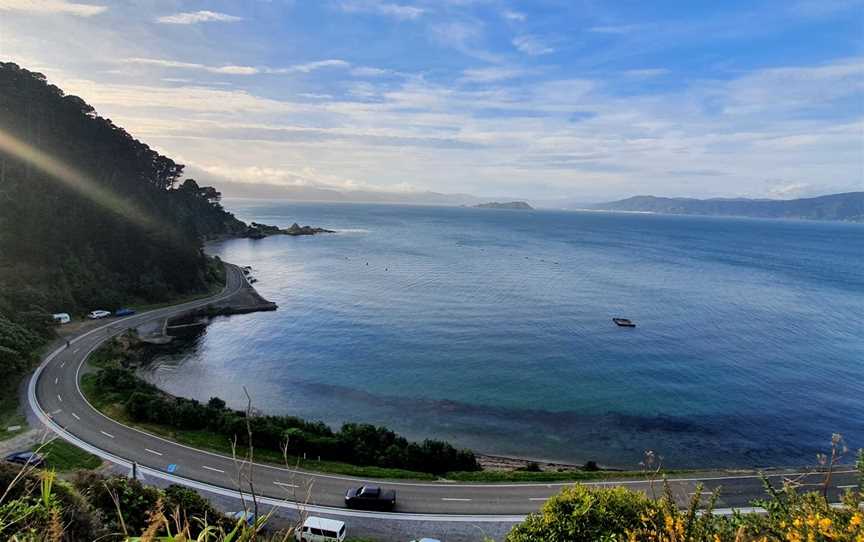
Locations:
612;317;636;328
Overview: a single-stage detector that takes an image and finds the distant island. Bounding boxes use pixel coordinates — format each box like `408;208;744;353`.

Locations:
473;201;534;210
590;192;864;222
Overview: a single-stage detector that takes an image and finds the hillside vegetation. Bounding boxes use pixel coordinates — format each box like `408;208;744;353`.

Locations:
0;62;246;429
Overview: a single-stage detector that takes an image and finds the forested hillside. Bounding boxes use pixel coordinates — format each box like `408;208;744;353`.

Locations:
0;62;247;407
591;192;864;221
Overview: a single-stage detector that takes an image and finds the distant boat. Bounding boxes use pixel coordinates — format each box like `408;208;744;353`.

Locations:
612;317;636;328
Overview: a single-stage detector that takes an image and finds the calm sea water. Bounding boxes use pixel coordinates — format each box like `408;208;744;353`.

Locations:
142;201;864;468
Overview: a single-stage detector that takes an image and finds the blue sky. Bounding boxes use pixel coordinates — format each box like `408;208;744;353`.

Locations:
1;0;862;201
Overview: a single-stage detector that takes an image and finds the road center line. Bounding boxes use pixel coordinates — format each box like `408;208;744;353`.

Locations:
71;413;80;420
274;481;299;488
145;448;163;456
100;430;114;439
442;498;472;501
202;465;225;473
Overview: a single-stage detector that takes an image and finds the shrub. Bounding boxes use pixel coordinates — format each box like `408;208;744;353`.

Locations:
507;484;653;542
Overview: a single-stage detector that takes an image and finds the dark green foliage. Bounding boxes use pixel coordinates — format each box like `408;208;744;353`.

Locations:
100;366;479;474
72;471;162;535
0;462;107;541
0;62;244;415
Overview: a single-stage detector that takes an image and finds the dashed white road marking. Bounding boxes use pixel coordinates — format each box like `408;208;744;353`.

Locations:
274;481;299;488
56;394;62;402
50;409;62;415
441;498;471;502
73;348;80;354
54;377;58;385
838;485;858;489
60;361;66;368
202;465;225;473
528;497;548;501
100;430;114;439
71;413;80;420
145;448;163;456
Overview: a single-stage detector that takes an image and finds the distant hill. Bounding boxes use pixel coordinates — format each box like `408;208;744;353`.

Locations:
590;192;864;222
473;201;534;210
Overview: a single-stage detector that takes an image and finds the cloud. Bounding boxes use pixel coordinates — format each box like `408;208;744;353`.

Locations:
156;10;242;24
338;0;424;20
512;35;554;55
351;66;393;77
0;0;106;16
461;66;527;83
501;9;525;22
124;57;349;76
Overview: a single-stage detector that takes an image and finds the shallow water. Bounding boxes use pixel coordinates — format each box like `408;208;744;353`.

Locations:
141;201;864;468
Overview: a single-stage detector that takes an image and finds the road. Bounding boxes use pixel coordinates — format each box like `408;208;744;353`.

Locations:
29;263;860;522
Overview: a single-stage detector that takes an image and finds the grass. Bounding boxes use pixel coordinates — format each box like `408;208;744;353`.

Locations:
80;374;437;481
34;439;102;471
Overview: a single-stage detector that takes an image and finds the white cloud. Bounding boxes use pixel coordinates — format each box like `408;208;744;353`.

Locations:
124;57;350;76
501;9;525;22
276;59;350;74
351;66;392;77
512;35;554;56
156;10;242;24
461;66;527;83
0;0;106;16
338;0;424;20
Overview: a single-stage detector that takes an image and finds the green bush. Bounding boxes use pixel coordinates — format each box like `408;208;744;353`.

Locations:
98;364;480;474
507;484;652;542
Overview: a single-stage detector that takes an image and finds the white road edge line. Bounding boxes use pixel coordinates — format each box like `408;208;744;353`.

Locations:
100;430;114;438
202;465;225;473
528;497;547;501
145;448;163;456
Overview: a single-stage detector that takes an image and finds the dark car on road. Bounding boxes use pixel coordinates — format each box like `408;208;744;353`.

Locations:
4;451;45;468
114;308;136;317
344;485;396;511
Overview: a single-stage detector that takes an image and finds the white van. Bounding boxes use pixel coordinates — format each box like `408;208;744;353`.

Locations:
52;313;71;324
295;516;346;542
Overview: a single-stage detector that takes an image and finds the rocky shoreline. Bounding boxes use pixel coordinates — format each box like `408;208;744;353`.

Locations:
244;221;335;239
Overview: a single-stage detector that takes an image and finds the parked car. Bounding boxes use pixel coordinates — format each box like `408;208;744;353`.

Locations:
114;308;136;317
4;451;45;468
294;516;346;542
344;485;396;511
87;310;111;319
52;313;71;324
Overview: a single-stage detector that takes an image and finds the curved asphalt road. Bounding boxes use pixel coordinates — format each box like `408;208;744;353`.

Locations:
29;263;859;521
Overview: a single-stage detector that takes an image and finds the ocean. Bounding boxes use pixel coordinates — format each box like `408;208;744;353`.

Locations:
140;201;864;468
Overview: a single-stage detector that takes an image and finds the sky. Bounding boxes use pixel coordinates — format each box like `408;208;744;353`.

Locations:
0;0;862;202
